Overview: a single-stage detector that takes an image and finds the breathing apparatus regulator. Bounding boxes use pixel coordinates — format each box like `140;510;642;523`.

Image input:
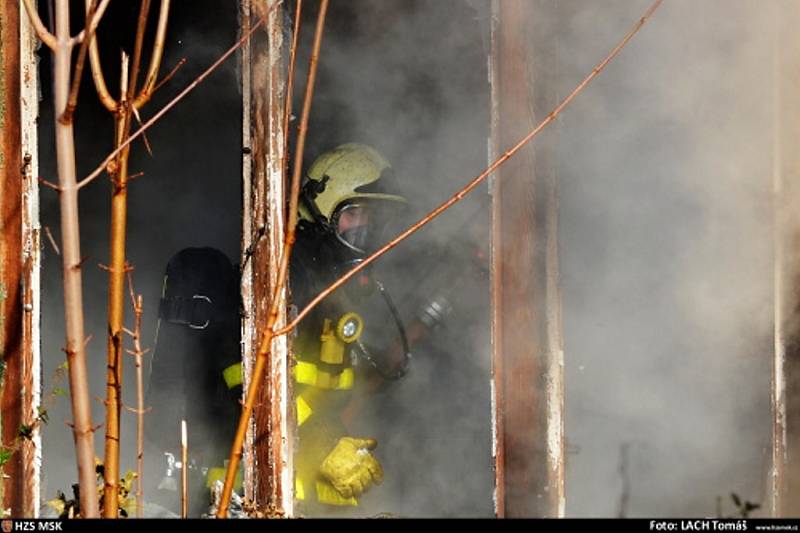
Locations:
299;143;412;379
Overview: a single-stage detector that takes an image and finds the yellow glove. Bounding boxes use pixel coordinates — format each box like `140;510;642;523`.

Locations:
319;437;384;499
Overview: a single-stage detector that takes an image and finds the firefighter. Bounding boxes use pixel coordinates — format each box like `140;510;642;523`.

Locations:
144;247;242;516
144;143;410;515
290;143;410;511
290;144;490;513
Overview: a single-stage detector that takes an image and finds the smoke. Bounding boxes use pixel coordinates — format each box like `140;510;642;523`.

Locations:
558;0;783;517
34;0;794;519
292;0;494;518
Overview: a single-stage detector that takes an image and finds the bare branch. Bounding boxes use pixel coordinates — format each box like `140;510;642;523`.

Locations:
61;0;103;125
152;57;187;94
38;177;61;192
131;107;154;156
85;0;118;111
72;0;112;45
125;272;148;517
123;406;152;415
127;0;153;105
21;0;57;50
126;272;137;311
72;256;90;271
102;47;135;517
77;1;283;191
276;0;667;336
134;0;172;108
282;0;303;190
44;226;61;256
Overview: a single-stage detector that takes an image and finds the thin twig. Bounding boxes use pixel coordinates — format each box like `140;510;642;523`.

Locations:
131;107;154;156
134;0;172;108
44;226;61;256
72;0;112;45
21;0;57;50
281;0;303;192
85;0;117;112
77;1;283;191
126;273;148;518
127;0;152;105
276;0;666;336
126;273;137;317
152;57;187;94
123;405;152;415
38;177;61;192
60;0;100;125
217;0;328;517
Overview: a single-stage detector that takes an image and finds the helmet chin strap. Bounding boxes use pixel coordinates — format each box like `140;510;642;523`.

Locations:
300;174;332;230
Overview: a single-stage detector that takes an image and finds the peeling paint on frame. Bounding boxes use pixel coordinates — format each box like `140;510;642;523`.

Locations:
20;0;42;516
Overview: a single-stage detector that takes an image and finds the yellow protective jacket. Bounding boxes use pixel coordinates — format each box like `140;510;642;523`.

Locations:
293;308;364;508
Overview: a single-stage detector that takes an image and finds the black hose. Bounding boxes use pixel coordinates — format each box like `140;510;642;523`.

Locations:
355;280;411;381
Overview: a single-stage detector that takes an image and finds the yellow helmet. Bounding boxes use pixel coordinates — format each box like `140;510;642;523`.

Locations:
299;144;407;255
299;143;407;224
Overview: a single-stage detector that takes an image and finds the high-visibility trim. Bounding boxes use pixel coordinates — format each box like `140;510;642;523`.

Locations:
297;395;313;426
294;360;319;386
336;368;354;390
320;319;346;365
294;360;355;391
295;477;306;501
315;480;358;506
223;363;243;389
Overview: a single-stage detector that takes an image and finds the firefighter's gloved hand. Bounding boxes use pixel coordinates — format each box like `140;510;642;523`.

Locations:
320;437;383;499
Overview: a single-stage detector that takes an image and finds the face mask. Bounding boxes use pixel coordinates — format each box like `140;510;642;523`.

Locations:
332;200;403;256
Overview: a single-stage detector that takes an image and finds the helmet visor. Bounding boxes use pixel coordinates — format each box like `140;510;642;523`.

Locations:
332;200;404;255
